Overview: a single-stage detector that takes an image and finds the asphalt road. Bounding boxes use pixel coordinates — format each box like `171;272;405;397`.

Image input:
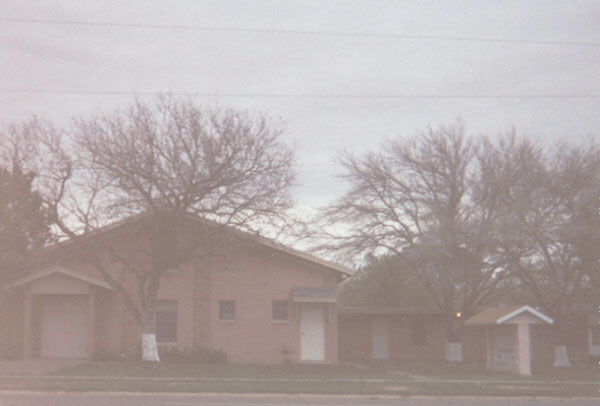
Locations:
0;393;596;406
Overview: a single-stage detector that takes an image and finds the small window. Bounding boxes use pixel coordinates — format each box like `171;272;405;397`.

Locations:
412;319;427;346
272;300;289;321
156;300;177;343
219;300;236;321
592;327;600;346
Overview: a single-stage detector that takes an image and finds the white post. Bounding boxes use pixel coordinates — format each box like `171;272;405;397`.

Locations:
88;286;96;358
23;290;33;359
485;326;492;371
517;323;531;376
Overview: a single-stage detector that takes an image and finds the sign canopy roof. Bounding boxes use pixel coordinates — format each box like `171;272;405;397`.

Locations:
465;305;553;325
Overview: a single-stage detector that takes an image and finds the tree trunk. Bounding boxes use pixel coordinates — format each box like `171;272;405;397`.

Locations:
141;308;160;362
553;345;571;368
552;319;571;367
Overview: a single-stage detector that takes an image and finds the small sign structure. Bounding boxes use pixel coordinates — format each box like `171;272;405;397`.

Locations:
465;305;553;376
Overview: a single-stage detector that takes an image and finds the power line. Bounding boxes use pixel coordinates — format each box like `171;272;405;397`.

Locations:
1;88;599;99
2;17;599;48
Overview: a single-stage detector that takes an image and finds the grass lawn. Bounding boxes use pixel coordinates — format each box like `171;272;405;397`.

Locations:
0;360;597;397
391;360;600;382
49;359;600;382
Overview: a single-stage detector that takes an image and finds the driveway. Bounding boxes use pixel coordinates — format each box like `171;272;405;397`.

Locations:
0;359;83;375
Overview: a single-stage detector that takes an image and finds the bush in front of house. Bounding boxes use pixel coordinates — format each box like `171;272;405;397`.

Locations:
158;346;227;364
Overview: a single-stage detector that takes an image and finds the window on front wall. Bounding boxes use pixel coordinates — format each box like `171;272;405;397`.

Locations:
412;318;427;346
272;300;289;321
219;300;236;321
156;300;177;343
592;327;600;346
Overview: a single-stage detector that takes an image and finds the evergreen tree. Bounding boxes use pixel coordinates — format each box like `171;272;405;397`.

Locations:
0;165;51;280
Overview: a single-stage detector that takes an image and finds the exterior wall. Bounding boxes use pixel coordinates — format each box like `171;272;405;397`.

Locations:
1;221;342;364
529;322;589;362
156;262;196;349
339;313;592;365
338;313;445;362
205;241;338;364
0;293;9;359
94;287;121;356
461;327;487;362
462;320;590;363
1;289;25;359
389;314;445;361
338;314;371;361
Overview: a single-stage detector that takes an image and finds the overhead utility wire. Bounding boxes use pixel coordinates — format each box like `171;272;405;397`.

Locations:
2;17;599;47
1;88;599;99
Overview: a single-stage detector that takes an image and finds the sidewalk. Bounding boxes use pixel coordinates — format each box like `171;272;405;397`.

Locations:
0;374;597;385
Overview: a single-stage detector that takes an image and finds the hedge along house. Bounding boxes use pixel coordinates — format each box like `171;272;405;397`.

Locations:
0;211;351;364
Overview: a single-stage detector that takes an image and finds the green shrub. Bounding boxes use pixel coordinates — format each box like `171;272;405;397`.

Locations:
158;346;227;364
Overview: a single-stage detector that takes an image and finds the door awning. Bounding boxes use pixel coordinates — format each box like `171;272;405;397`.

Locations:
291;287;336;303
5;265;113;290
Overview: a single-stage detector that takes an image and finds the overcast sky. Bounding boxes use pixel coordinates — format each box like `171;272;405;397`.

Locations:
2;0;599;209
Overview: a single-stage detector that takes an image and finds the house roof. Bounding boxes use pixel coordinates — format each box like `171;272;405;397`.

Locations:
5;265;113;290
464;305;553;325
24;210;353;277
338;306;440;315
291;287;337;303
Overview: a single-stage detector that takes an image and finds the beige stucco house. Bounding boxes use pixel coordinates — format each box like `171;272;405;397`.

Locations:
0;212;351;364
337;305;595;367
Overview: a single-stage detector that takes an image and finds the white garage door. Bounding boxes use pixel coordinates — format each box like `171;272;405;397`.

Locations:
40;295;89;358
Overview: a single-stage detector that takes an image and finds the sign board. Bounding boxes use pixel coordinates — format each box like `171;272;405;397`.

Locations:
491;325;517;372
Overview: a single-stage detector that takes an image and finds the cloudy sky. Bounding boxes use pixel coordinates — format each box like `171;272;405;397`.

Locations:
2;0;599;209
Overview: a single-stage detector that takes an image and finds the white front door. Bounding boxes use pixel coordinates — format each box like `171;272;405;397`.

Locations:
590;328;600;357
300;303;325;361
372;318;389;359
40;295;89;358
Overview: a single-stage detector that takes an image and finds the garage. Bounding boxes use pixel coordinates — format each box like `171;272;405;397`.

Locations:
40;295;89;358
4;265;114;359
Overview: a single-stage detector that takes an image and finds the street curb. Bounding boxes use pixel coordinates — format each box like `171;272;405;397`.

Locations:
0;390;599;400
0;375;597;384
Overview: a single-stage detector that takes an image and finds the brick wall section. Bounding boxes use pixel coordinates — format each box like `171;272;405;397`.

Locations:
338;313;445;362
193;265;211;349
0;294;7;359
155;262;196;349
94;287;122;356
530;322;589;362
204;240;338;364
5;288;25;358
461;327;487;362
338;314;372;361
0;219;344;364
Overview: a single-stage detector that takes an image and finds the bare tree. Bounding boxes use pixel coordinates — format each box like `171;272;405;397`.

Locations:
315;124;520;361
502;139;599;367
5;96;296;361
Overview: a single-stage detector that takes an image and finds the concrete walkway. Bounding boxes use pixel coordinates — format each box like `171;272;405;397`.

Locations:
0;359;83;375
